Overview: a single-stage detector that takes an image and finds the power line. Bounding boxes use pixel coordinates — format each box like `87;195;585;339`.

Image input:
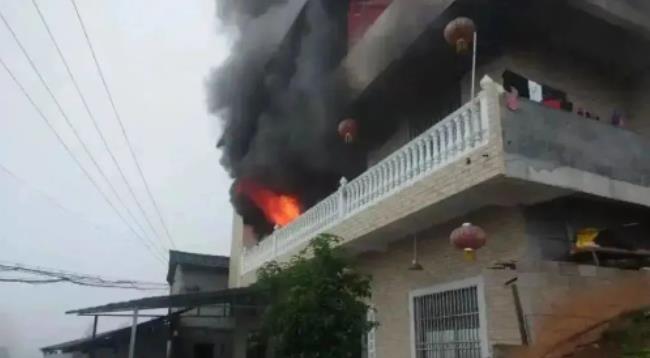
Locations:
0;10;160;252
1;161;118;234
0;162;159;247
0;262;169;290
30;0;169;252
0;10;167;260
70;0;177;250
0;277;65;284
0;56;166;265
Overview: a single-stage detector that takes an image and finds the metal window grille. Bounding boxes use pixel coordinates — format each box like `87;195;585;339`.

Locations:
413;285;482;358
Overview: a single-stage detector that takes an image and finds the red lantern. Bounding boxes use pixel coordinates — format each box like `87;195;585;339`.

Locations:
450;222;486;261
338;118;358;144
444;17;476;54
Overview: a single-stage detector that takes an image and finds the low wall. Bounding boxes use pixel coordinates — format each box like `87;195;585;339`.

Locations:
516;260;650;356
502;100;650;207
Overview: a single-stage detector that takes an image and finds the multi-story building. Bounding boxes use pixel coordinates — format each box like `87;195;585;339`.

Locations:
227;0;650;357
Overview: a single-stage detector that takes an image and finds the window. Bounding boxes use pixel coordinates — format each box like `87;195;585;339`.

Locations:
411;279;486;358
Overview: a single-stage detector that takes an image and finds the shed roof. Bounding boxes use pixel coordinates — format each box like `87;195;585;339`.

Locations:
66;287;258;315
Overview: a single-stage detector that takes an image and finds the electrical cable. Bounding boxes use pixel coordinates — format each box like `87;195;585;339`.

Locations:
30;0;170;251
70;0;178;250
0;9;167;258
0;56;166;265
0;262;168;290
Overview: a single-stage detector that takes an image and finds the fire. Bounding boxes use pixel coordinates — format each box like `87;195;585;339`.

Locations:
236;180;301;227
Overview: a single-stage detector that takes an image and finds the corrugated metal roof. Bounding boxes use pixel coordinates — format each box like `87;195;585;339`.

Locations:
66;287;258;315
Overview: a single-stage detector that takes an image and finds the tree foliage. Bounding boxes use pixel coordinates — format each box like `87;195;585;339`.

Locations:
255;234;376;358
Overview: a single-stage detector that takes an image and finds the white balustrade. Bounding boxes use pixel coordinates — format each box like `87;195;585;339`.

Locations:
241;86;495;275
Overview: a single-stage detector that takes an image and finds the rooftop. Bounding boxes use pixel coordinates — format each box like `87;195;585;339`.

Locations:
166;250;229;284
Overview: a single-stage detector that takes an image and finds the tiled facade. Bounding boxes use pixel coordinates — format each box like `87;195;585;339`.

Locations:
355;206;526;357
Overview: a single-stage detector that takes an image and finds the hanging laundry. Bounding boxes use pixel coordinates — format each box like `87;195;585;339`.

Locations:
502;70;573;111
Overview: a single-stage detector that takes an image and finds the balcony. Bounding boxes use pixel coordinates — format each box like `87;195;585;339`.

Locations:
239;77;650;279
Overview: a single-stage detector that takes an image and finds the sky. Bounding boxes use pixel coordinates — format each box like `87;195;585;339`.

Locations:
0;0;232;356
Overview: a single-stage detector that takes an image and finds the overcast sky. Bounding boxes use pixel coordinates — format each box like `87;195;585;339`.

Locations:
0;0;232;356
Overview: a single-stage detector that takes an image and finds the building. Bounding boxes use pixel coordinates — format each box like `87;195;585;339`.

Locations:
42;251;260;358
227;0;650;357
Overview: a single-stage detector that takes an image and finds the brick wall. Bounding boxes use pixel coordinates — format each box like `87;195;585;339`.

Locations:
355;206;526;357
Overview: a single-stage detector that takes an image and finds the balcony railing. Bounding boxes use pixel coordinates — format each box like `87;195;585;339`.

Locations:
241;87;494;274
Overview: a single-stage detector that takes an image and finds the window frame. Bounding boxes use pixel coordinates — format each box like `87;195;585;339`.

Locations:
408;276;489;358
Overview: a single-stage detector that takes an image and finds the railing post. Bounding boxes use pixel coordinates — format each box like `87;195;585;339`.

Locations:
479;75;499;141
338;177;348;218
425;136;433;170
272;235;278;258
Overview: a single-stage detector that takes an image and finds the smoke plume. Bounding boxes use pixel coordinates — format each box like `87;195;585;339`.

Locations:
208;0;365;236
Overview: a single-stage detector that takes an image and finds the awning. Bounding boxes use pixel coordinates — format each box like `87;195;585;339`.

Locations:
66;287;260;315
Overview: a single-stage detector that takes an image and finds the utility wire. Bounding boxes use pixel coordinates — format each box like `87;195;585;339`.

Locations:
1;161;119;235
70;0;177;249
0;10;167;259
31;0;169;251
0;56;165;265
0;262;168;290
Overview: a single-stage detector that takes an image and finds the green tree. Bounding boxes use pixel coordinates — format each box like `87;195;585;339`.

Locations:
255;234;376;358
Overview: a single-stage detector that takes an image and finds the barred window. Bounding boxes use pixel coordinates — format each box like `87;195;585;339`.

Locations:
412;283;483;358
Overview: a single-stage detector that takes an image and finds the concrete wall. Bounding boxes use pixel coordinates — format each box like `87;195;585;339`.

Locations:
501;99;650;208
229;214;244;288
571;0;650;38
515;260;650;356
172;264;228;295
342;0;456;99
524;197;650;261
178;267;228;293
629;73;650;139
503;100;650;187
171;265;185;295
462;49;631;123
462;48;650;142
355;206;526;358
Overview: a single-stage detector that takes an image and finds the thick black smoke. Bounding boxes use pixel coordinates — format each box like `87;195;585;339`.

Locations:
208;0;365;236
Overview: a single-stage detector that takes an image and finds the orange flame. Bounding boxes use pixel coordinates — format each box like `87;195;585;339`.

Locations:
237;180;301;227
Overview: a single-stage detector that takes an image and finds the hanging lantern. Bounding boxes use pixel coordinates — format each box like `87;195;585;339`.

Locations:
443;17;476;54
450;222;486;261
338;118;358;144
